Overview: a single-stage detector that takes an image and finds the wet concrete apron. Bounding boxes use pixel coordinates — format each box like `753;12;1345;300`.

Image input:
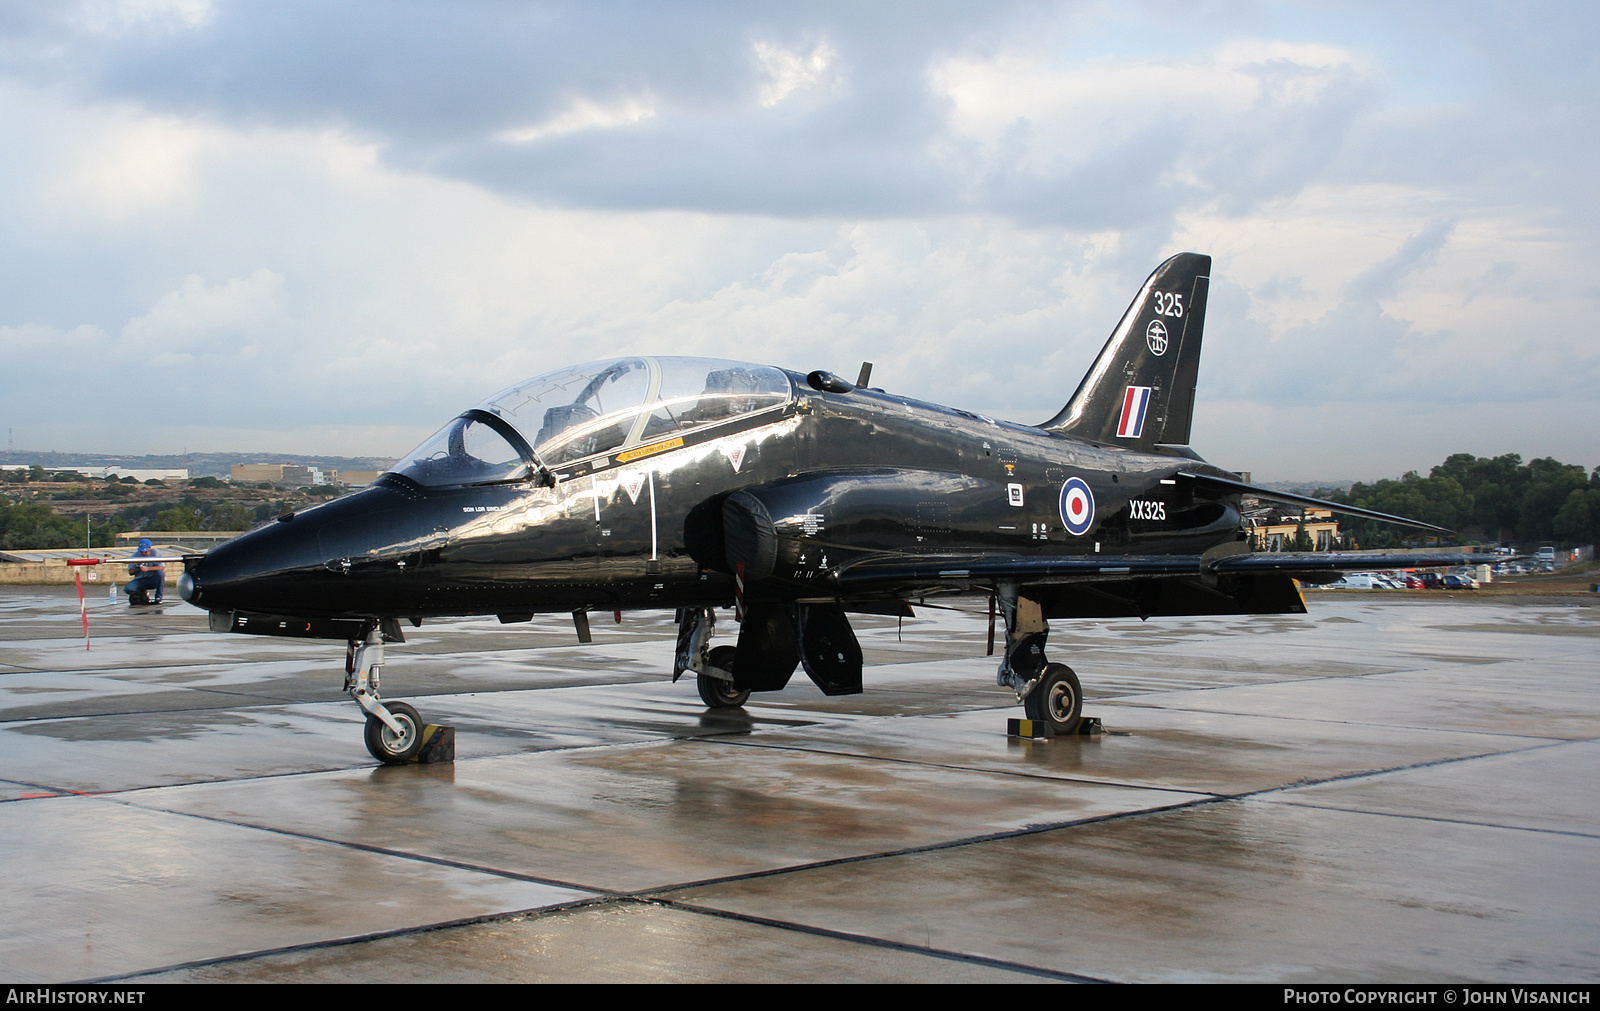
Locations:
1;587;1596;982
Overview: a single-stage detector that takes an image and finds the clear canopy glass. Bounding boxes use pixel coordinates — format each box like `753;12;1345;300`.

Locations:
389;414;529;487
390;357;791;486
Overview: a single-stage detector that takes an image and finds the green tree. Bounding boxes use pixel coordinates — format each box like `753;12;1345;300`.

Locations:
206;503;254;531
1518;458;1588;544
1292;517;1313;551
0;501;107;549
153;506;203;531
1552;481;1600;547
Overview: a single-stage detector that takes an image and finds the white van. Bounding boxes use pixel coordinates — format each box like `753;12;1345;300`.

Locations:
1330;574;1378;590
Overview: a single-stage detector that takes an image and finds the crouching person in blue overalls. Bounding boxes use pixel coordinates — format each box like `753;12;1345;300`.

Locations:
124;538;165;606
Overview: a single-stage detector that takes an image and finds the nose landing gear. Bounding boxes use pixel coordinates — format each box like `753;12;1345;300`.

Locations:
364;700;425;763
347;627;428;764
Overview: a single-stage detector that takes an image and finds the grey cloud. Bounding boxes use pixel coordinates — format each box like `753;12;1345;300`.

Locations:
0;1;1415;226
1203;219;1598;407
1348;218;1453;302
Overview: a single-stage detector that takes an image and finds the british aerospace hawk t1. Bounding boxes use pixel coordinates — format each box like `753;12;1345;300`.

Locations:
180;253;1480;762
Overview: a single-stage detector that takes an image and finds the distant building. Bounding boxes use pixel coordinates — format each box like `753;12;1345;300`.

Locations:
1243;506;1339;551
232;464;284;484
89;467;188;482
231;463;326;487
0;465;186;481
280;465;325;487
339;470;383;487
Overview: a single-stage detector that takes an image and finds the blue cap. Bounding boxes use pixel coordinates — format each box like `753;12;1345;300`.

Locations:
138;538;152;552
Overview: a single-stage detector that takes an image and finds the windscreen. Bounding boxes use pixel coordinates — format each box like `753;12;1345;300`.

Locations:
483;357;790;468
388;357;790;485
390;414;530;487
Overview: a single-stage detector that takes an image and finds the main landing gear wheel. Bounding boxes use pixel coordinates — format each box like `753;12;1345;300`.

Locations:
1024;663;1082;735
364;701;425;764
696;645;749;709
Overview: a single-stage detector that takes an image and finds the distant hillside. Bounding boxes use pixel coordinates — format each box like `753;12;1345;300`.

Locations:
0;450;396;479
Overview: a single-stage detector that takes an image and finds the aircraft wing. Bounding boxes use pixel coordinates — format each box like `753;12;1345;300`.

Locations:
832;552;1203;589
831;549;1500;591
1205;551;1501;575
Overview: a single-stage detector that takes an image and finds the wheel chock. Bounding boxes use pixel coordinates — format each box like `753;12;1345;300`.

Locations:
414;724;455;764
1009;717;1054;739
1008;716;1102;739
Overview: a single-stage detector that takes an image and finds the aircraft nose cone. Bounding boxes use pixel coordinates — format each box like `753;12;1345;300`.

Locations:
181;515;325;614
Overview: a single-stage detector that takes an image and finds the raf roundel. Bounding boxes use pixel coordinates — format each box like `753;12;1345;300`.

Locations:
1058;477;1095;536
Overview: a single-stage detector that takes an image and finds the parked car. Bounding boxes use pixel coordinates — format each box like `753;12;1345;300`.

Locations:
1331;574;1378;589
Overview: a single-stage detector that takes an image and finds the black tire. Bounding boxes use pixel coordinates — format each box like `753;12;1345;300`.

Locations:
364;701;425;764
696;645;749;708
1023;663;1082;735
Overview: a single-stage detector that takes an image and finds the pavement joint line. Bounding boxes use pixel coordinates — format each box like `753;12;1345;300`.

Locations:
1090;700;1591;740
0;760;388;797
0;699;357;724
96;793;620;896
690;717;1582;796
81;895;617;984
0;776;95;798
0;661;307;676
637;897;1108;983
0;732;736;798
1232;737;1581;801
93;759;1218;908
97;779;1216;925
610;794;1229;896
1259;798;1600;840
689;734;1235;798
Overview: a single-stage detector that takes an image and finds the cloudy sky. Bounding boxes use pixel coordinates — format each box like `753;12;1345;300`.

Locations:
1;1;1595;481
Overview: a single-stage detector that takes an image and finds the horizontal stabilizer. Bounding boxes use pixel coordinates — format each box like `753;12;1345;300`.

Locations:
1178;472;1452;534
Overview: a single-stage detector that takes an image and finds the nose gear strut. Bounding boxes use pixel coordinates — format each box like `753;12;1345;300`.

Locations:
346;626;426;763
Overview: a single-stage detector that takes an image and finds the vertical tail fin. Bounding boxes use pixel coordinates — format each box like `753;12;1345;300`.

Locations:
1041;252;1210;448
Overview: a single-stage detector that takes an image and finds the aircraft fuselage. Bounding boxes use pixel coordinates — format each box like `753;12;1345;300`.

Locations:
184;373;1239;622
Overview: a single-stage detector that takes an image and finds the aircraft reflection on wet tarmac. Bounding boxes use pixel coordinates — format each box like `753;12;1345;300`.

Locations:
1;586;1596;983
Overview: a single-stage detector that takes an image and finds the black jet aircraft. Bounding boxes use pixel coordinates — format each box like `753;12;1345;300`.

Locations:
180;253;1487;763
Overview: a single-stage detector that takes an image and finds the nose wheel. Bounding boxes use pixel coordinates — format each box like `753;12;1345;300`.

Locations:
364;701;425;763
347;628;432;765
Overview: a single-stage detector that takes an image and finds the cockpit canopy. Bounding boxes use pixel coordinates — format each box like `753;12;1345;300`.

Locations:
390;357;792;487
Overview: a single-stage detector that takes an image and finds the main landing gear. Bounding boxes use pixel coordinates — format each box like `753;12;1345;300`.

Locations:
697;645;748;708
995;581;1083;735
673;602;866;711
347;627;426;763
675;608;749;708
